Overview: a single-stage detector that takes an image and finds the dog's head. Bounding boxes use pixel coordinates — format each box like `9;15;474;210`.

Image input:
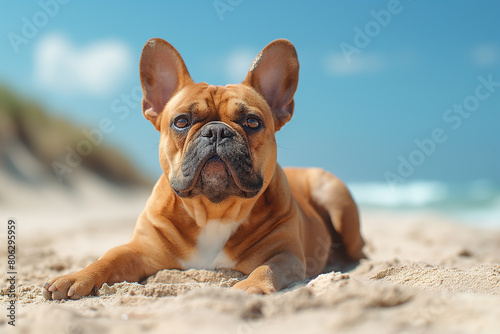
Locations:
139;38;299;204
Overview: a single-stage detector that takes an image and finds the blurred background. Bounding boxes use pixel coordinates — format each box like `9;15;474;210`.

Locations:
1;0;499;230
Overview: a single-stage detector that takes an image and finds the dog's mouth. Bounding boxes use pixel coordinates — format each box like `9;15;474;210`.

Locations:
173;153;262;202
200;155;231;184
171;151;262;203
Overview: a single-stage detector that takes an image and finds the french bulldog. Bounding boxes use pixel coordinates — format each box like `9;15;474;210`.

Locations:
43;38;365;299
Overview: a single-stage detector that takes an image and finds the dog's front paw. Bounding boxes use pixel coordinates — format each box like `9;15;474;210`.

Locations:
232;278;276;295
43;272;100;300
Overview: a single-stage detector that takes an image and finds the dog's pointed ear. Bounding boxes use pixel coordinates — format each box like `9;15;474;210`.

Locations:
243;39;299;131
140;38;194;130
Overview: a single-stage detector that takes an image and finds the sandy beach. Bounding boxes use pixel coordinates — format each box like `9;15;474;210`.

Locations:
1;178;500;334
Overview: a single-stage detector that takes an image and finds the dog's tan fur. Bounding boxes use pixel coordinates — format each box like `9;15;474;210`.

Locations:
44;38;365;299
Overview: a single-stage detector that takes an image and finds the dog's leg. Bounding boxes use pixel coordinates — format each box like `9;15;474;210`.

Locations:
43;244;158;300
232;252;305;294
307;168;366;261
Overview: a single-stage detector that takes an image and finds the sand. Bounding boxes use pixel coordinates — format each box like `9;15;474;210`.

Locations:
1;186;500;334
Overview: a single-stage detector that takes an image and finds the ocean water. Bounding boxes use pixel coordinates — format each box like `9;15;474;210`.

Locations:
348;180;500;228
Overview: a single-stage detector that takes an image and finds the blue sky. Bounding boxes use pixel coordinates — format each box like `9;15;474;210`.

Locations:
1;0;499;184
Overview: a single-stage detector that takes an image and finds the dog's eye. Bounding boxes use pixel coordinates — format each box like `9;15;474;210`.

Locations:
173;116;190;129
244;116;261;129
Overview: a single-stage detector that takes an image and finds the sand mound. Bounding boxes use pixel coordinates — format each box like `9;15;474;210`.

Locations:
96;269;245;298
372;265;500;295
144;268;245;285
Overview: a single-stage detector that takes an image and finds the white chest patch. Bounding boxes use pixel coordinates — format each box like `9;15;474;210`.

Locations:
179;219;240;270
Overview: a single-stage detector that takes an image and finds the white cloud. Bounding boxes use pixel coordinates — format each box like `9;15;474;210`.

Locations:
324;53;384;75
34;33;132;95
225;48;256;83
471;43;500;67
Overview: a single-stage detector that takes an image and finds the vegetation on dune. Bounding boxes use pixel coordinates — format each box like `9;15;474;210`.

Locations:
0;85;152;187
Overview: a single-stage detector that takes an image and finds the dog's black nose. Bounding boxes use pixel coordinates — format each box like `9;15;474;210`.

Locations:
201;122;235;142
